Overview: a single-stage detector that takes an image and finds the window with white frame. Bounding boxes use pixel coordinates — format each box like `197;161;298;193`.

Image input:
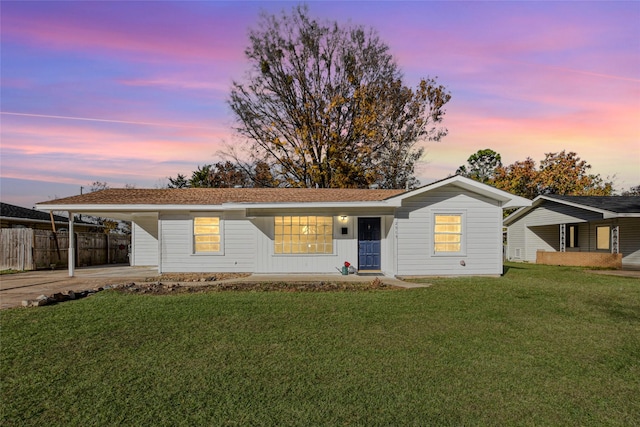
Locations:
274;216;333;254
193;217;221;253
596;226;610;250
434;214;463;253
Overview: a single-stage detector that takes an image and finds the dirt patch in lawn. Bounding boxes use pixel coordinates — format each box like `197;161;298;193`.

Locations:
143;272;251;283
118;276;394;294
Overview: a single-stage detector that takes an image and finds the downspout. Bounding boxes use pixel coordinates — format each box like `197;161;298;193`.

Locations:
68;211;75;277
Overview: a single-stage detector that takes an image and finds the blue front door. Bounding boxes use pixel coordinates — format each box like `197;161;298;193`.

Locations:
358;217;381;271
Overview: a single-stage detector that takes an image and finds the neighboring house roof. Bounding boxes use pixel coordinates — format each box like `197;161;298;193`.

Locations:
1;202;69;223
504;195;640;225
36;176;531;213
543;195;640;214
1;202;99;227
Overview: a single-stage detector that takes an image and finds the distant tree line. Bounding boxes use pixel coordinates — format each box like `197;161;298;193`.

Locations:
167;161;279;189
455;149;627;198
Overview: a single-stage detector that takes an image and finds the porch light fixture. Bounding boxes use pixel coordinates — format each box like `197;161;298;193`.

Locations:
339;215;348;223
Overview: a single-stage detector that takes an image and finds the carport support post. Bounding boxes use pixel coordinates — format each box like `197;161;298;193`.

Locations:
68;211;75;277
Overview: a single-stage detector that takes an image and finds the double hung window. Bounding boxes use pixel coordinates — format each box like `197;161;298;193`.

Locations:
193;217;221;253
434;213;464;254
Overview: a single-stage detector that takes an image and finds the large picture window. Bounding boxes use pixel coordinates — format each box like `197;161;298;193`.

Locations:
434;214;463;253
274;216;333;254
194;217;221;253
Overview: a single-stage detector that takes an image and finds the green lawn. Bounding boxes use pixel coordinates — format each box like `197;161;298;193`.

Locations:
1;263;639;426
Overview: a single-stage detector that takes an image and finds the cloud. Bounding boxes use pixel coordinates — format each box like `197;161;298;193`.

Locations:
1;2;249;64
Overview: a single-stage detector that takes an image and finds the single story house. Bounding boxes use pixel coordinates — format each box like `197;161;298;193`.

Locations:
1;202;99;232
504;195;640;269
36;175;530;277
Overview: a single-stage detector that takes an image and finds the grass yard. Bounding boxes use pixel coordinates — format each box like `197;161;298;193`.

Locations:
1;263;639;426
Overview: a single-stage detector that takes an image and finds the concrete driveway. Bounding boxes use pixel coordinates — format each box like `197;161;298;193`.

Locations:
0;265;157;310
0;266;425;309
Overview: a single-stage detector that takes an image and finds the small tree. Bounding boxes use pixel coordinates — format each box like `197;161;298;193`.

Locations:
84;182;130;234
536;151;612;196
493;157;539;200
456;149;502;184
621;185;640;196
208;161;250;188
189;165;214;188
168;174;190;189
89;181;109;193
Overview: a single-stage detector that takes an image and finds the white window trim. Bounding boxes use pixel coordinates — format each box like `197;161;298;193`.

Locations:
191;214;224;256
432;210;467;257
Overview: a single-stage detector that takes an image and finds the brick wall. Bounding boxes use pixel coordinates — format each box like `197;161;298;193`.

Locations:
536;250;622;269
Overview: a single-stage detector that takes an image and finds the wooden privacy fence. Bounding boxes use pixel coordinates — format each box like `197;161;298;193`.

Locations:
1;228;130;271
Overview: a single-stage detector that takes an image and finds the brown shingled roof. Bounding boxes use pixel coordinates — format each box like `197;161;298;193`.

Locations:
38;188;406;206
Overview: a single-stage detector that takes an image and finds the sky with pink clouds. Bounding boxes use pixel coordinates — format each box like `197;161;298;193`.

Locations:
1;1;639;208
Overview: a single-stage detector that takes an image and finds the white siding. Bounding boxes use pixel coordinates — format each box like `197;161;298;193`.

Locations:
395;188;503;276
159;211;256;273
253;215;394;274
619;218;640;268
157;211;395;274
131;215;158;266
524;225;557;262
506;220;526;261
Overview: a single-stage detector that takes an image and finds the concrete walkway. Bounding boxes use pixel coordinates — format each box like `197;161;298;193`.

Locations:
0;265;427;309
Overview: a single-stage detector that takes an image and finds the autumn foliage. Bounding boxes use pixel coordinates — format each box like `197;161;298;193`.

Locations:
227;5;450;189
491;150;613;198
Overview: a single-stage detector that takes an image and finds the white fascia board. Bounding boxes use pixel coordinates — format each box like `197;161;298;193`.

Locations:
502;195;533;209
503;205;531;226
503;196;549;225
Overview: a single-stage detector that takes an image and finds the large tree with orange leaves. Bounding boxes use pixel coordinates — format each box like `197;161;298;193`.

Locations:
492;150;613;198
228;5;450;189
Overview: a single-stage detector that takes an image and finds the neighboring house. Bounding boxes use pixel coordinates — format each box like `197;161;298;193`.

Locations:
1;202;99;232
504;196;640;269
36;176;530;277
